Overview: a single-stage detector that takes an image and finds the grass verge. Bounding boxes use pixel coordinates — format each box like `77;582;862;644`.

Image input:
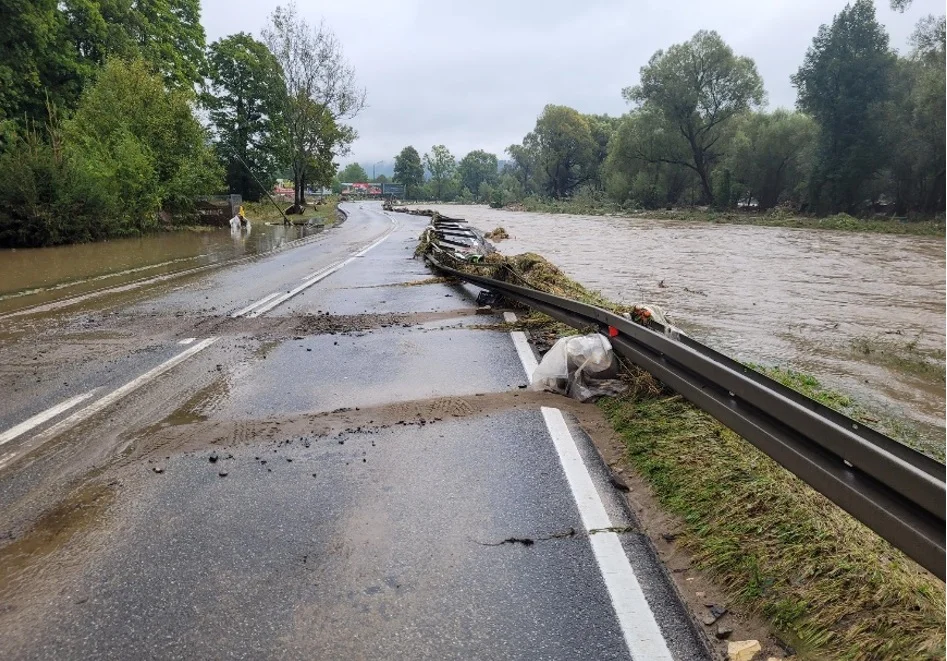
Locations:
422;237;946;659
243;196;340;225
508;199;945;237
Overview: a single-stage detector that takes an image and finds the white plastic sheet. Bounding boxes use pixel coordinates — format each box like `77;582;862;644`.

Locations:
529;334;626;402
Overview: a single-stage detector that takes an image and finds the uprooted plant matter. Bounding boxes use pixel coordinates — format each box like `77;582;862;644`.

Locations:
416;227;946;661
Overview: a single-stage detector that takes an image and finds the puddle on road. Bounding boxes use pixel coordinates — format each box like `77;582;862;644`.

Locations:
0;482;115;601
0;223;326;315
409;205;946;434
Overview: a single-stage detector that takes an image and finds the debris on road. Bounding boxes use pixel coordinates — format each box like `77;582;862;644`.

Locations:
727;639;761;661
529;334;625;402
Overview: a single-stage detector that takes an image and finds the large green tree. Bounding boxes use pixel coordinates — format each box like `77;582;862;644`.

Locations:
0;0;206;125
338;162;368;182
263;4;364;210
203;33;286;202
423;145;456;200
625;30;764;204
792;0;896;212
457;150;498;199
532;105;596;198
725;110;818;210
393;146;424;198
0;58;221;247
604;109;697;207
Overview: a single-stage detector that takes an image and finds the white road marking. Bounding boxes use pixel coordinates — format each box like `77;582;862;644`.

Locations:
505;312;538;384
230;292;280;318
249;219;396;318
0;338;218;472
511;332;538;384
541;407;674;661
178;337;197;345
0;389;99;447
505;315;672;659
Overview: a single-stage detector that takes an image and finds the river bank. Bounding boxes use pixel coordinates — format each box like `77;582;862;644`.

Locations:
497;199;946;236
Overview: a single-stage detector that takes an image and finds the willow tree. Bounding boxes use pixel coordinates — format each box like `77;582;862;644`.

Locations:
262;3;364;211
625;30;764;205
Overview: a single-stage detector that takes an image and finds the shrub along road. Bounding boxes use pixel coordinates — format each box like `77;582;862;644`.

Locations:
0;203;708;659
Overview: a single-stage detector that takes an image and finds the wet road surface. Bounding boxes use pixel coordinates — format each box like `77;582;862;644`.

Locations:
0;203;709;659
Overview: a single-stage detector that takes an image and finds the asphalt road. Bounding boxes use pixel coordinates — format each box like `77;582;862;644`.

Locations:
0;203;710;659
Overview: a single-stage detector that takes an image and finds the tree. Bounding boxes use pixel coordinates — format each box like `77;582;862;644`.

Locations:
393;146;424;199
625;30;764;204
203;33;286;201
338;162;368;182
0;58;222;247
423;145;456;200
724;111;818;210
505;135;540;197
1;0;207;125
457;150;498;199
263;3;365;210
882;14;945;213
792;0;896;212
585;114;620;189
604;109;697;207
531;105;596;198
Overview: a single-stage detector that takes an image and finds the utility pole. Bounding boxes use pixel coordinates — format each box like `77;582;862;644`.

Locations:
373;160;383;181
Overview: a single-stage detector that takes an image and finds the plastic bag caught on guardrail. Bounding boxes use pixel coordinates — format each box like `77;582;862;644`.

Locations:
529;334;626;402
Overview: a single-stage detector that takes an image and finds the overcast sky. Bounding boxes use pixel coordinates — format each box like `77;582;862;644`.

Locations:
199;0;941;167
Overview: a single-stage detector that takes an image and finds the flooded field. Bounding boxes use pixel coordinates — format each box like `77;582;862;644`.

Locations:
0;222;324;316
416;205;946;437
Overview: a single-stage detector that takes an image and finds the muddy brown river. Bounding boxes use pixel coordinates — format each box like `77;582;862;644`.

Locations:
414;205;946;441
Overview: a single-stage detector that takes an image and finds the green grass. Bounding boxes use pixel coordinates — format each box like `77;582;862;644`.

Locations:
600;384;945;660
509;199;945;236
754;364;943;462
243;196;340;224
851;336;946;382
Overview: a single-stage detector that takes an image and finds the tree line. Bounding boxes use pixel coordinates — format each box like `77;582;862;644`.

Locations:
0;1;363;247
391;0;944;217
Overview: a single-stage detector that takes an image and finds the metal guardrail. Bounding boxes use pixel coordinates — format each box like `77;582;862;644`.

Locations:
425;249;946;580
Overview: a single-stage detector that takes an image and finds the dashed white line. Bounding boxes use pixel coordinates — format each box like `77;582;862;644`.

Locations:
505;312;673;660
178;337;197;345
230;292;280;318
0;389;99;447
248;219;396;318
0;337;219;472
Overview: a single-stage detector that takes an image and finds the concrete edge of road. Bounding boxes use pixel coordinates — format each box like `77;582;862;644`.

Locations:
503;311;713;661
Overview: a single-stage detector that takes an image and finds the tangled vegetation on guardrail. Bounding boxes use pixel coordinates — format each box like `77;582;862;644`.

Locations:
415;222;946;661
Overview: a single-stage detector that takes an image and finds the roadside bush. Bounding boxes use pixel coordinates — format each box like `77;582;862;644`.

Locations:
0;59;223;247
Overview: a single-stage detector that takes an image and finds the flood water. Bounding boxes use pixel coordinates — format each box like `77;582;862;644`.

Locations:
0;223;324;315
417;205;946;437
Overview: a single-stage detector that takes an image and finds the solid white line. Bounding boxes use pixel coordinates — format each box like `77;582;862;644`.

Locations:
230;292;280;318
249;219;396;318
541;407;673;661
178;337;197;345
510;332;538;384
0;389;99;447
0;338;219;471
